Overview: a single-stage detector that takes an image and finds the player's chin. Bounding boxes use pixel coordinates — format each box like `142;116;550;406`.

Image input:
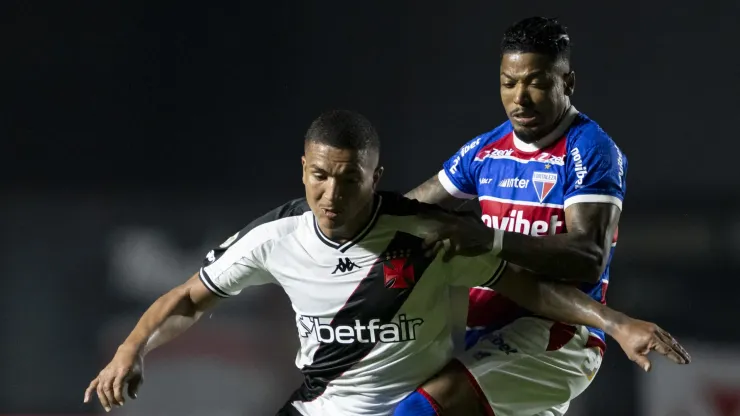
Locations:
513;125;543;142
318;215;346;230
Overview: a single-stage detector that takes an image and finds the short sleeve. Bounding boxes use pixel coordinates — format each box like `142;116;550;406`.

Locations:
439;135;487;199
199;199;309;297
442;249;508;289
564;127;628;210
199;226;277;298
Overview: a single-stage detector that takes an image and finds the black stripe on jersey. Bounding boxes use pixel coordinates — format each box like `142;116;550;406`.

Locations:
275;402;304;416
480;260;508;288
312;219;340;249
312;194;383;252
199;268;230;298
288;230;436;403
201;198;310;269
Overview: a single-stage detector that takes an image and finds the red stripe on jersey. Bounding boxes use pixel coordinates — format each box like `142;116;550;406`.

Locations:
479;200;565;237
546;322;577;351
586;335;607;356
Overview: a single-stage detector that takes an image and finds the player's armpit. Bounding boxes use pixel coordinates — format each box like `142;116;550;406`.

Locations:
490;263;621;333
405;173;469;211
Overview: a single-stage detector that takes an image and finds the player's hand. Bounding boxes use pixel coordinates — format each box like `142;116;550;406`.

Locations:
419;209;494;261
83;344;144;412
611;318;691;372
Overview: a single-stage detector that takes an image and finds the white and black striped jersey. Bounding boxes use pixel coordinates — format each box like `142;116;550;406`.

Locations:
199;192;507;416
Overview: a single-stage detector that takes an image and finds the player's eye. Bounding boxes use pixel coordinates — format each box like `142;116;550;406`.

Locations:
529;79;551;89
312;173;327;181
342;176;361;184
501;82;516;88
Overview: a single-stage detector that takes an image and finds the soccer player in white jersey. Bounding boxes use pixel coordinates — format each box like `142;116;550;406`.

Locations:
83;110;688;416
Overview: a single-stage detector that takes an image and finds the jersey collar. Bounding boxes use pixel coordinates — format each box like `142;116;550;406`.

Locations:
512;106;579;152
313;194;383;253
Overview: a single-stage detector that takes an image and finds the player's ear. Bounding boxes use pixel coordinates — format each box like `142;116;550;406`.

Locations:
564;70;575;96
301;155;308;185
372;166;384;189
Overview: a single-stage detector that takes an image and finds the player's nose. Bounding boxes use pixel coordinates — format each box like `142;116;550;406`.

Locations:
513;86;531;106
323;178;345;203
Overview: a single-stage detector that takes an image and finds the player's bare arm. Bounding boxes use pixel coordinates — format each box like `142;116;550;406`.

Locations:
499;202;620;283
419;264;689;416
420;207;605;282
83;273;221;412
405;173;468;211
492;264;690;368
409;174;614;283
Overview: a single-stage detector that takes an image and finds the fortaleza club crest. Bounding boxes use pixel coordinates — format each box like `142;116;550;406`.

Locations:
532;171;557;202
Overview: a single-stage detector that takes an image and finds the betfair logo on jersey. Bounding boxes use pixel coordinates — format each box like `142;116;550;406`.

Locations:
332;257;360;274
298;314;424;344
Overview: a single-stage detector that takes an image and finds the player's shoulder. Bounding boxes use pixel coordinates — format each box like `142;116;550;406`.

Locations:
471;120;515;148
566;112;620;151
219;198;311;252
452;120;514;158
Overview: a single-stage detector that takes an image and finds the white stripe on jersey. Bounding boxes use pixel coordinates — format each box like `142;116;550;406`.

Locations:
478;195;564;209
437;170;476;199
564;194;623;210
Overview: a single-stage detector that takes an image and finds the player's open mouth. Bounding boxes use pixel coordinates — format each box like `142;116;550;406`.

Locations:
322;208;341;219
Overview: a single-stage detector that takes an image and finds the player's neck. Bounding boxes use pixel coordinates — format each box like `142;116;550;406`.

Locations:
319;195;377;244
514;104;577;149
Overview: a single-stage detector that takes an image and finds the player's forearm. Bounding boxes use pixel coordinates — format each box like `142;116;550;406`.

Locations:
405;174;464;210
120;286;206;356
499;231;603;283
515;279;628;336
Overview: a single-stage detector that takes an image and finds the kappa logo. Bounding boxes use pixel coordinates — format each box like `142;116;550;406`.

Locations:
532;171;558;202
383;249;415;289
332;257;360;274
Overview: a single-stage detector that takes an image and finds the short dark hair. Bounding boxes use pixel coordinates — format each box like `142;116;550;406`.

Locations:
500;17;571;63
305;109;380;154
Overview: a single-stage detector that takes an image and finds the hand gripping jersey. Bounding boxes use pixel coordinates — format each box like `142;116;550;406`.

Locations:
199;192;507;416
438;107;627;343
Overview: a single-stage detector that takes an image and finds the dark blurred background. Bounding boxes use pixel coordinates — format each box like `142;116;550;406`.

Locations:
2;1;738;415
